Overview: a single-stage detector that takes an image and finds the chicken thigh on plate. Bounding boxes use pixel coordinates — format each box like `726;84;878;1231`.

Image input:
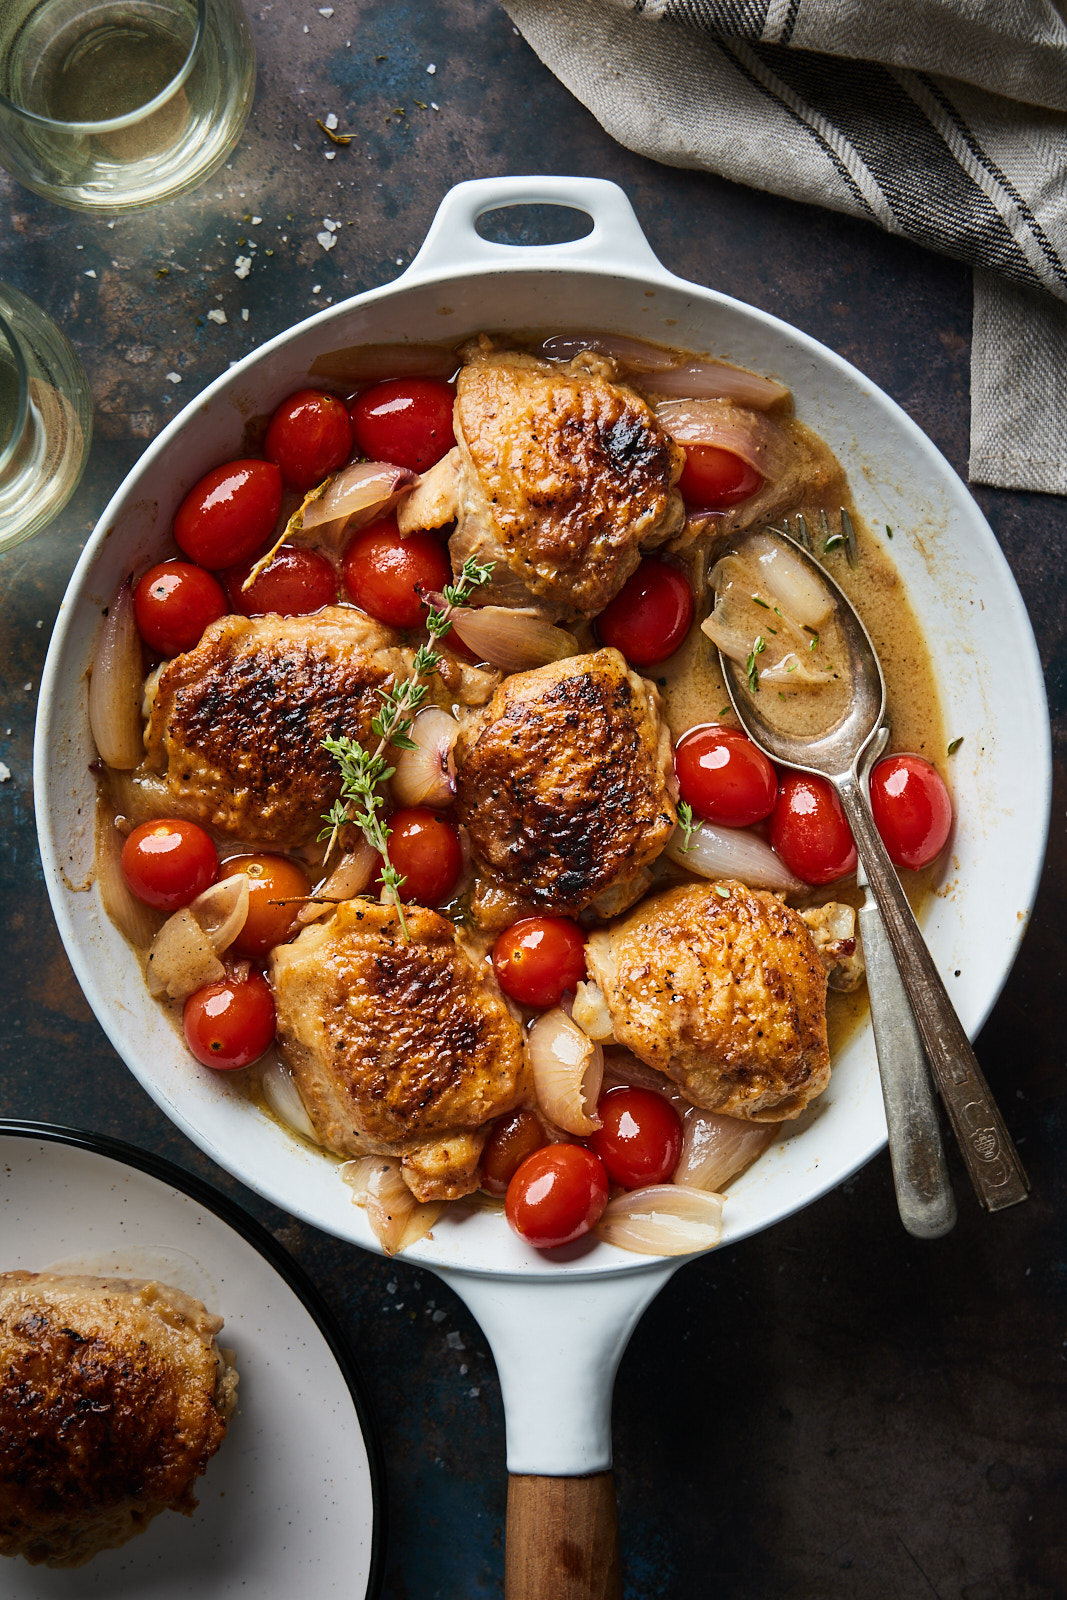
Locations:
453;647;677;918
271;900;528;1200
398;344;686;618
586;880;831;1120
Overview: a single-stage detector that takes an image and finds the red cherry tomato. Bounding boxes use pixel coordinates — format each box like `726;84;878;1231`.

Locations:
770;771;857;885
870;754;953;871
482;1109;549;1197
595;559;694;666
342;517;451;629
133;561;227;656
383;808;464;905
674;723;778;828
505;1144;610;1249
223;546;337;617
120;819;218;910
220;854;312;958
678;444;762;509
264;388;353;492
349;378;456;473
492;917;587;1010
183;971;276;1070
587;1086;683;1190
174;459;283;570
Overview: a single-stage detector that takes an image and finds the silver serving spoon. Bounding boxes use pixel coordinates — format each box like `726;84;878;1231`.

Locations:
713;526;1028;1218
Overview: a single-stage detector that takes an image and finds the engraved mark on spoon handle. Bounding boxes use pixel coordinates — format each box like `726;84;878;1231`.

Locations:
837;774;1029;1212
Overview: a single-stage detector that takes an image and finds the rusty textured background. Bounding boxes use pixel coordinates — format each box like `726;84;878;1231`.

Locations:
1;2;1065;1596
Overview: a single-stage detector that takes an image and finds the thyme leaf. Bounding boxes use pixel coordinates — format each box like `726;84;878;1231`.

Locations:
947;736;964;755
746;635;767;694
676;800;698;853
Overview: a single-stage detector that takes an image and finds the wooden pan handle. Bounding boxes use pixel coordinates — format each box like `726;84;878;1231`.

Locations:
505;1471;622;1600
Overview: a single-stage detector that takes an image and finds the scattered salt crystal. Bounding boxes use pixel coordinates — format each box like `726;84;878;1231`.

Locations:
446;1331;464;1350
75;244;83;250
302;22;308;31
241;309;249;321
234;255;252;278
426;62;436;73
23;683;32;692
166;372;182;384
311;283;321;293
316;231;336;251
430;102;439;111
35;619;42;628
395;257;403;265
0;764;10;783
469;1387;480;1397
207;307;227;324
251;215;262;225
318;6;333;14
324;113;338;130
107;220;115;228
215;292;224;300
459;1362;468;1375
386;1279;397;1294
323;216;340;230
294;143;301;150
324;150;335;160
431;1309;446;1323
84;269;97;278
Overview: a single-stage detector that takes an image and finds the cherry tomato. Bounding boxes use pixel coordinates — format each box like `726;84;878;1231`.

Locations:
264;388;353;492
870;754;953;871
482;1109;548;1197
678;444;762;509
121;819;218;910
586;1086;683;1190
595;559;693;666
505;1144;609;1249
133;561;227;656
342;517;451;629
220;854;312;958
674;723;778;829
183;970;276;1070
349;378;456;473
223;546;337;617
492;917;587;1010
174;459;283;570
770;771;857;885
383;808;464;905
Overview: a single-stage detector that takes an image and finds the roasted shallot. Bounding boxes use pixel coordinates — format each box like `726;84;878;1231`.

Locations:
529;1008;604;1136
448;606;580;674
596;1184;724;1256
343;1155;444;1256
654;399;795;482
536;333;790;408
96;813;161;949
261;1054;319;1142
88;578;144;770
674;1109;776;1192
296;841;379;925
391;707;458;808
146;909;225;1000
664;819;806;893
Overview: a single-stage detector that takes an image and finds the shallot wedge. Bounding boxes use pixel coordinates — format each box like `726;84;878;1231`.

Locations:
596;1184;724;1256
89;577;144;770
654;399;795;482
95;812;161;949
391;706;458;808
535;333;790;407
664;820;806;893
674;1109;776;1192
343;1155;444;1256
296;841;379;925
260;1054;319;1143
446;605;580;674
529;1008;604;1136
146;909;225;1000
242;461;416;588
188;873;249;953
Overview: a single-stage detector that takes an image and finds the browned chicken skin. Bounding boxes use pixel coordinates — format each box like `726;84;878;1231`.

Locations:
398;346;685;619
270;900;528;1199
453;648;677;917
586;881;831;1120
141;607;411;848
0;1273;237;1568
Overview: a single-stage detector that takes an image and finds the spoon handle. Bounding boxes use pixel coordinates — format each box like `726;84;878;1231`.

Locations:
836;774;1030;1212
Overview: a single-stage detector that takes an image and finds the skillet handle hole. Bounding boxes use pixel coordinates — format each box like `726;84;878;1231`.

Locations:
475;203;594;248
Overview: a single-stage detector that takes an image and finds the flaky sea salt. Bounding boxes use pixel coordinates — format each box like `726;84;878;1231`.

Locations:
316;231;336;251
166;372;182;384
426;62;436;73
234;255;252;278
324;113;338;130
0;764;10;783
207;307;227;324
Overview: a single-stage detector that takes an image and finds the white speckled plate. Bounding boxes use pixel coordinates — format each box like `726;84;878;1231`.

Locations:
0;1124;384;1599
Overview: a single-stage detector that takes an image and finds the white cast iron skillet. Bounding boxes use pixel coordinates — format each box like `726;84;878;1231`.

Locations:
36;178;1050;1596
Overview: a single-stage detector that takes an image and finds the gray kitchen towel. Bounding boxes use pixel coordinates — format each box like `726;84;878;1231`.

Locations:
503;0;1067;495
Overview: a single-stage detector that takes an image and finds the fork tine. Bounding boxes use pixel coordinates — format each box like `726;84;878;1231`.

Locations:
841;506;858;567
794;513;811;551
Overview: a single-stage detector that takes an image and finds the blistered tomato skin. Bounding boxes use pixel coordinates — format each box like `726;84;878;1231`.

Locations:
675;723;778;828
183;971;276;1070
482;1110;548;1196
342;517;451;629
264;389;353;492
121;820;219;910
133;561;227;656
492;917;587;1009
870;754;953;870
224;546;337;617
505;1144;610;1249
595;558;694;666
349;378;457;473
678;444;762;509
173;459;283;570
384;808;464;905
220;854;312;957
770;772;857;885
587;1086;683;1190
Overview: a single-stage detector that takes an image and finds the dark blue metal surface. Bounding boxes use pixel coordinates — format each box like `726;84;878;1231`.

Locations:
1;3;1064;1596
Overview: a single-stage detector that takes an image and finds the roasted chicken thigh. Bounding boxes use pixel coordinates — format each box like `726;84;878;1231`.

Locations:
270;900;528;1200
586;881;831;1120
398;345;686;618
454;648;677;917
0;1272;237;1568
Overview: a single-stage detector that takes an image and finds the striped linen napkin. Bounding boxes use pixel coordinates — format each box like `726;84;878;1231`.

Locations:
504;0;1067;495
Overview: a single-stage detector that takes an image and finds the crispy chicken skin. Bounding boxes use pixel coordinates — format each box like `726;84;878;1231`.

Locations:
586;881;831;1120
141;607;410;848
398;346;685;619
453;648;677;916
0;1273;237;1569
270;900;528;1200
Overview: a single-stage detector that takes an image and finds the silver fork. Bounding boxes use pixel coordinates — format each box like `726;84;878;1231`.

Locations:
765;507;859;566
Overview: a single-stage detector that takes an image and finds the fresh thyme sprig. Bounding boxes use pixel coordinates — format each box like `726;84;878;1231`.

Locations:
746;635;767;694
676;800;699;853
318;554;493;936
